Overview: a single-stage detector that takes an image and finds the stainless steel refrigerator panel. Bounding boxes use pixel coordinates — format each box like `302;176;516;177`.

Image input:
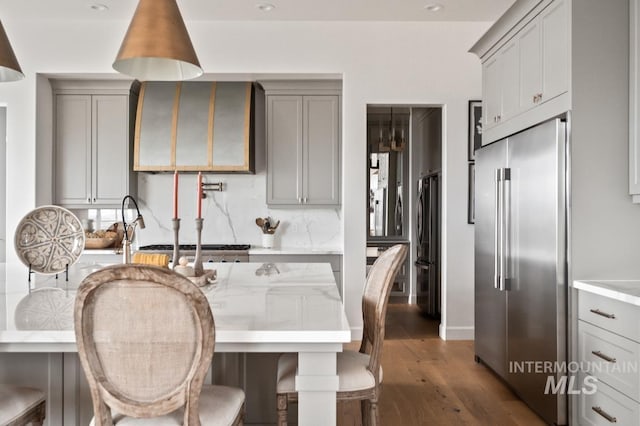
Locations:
474;140;508;379
506;119;567;425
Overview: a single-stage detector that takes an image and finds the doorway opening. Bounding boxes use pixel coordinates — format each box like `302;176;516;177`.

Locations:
365;105;443;320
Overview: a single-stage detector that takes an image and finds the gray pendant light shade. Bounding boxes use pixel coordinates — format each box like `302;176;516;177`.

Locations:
113;0;203;81
0;20;24;82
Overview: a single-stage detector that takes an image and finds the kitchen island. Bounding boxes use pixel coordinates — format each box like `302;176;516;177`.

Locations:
0;262;350;425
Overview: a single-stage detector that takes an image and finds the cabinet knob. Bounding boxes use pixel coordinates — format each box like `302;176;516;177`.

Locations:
304;197;308;203
298;197;302;204
93;198;96;203
87;197;90;203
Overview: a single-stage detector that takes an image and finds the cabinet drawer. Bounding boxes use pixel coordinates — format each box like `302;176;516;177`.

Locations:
579;291;640;341
579;320;640;401
578;373;640;425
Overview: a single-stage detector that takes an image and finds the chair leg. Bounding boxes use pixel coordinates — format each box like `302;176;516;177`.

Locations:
361;400;370;426
276;393;288;426
361;399;379;426
370;400;379;426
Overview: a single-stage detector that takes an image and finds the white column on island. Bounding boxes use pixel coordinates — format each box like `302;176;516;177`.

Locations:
296;350;340;425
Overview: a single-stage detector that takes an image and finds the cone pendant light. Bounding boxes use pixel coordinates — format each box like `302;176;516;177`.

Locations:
113;0;202;81
0;20;24;82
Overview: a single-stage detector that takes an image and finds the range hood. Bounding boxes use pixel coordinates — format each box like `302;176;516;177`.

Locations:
134;81;257;172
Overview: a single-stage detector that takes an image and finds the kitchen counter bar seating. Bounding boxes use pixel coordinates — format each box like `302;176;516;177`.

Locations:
74;264;245;425
275;244;407;426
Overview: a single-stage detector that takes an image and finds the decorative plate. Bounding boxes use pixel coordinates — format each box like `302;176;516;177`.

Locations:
14;205;85;274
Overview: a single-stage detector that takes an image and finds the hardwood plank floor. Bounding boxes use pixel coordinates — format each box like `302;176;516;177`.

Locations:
338;304;546;426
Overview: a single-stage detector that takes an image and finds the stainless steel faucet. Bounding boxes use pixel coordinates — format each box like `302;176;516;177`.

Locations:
121;195;145;264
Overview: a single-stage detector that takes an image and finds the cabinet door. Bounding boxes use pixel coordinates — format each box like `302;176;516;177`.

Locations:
541;0;569;102
267;96;303;205
303;96;340;205
500;38;520;121
92;95;130;206
55;95;92;206
482;55;502;133
518;19;542;112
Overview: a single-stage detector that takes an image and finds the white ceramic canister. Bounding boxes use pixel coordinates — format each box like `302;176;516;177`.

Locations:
262;233;274;248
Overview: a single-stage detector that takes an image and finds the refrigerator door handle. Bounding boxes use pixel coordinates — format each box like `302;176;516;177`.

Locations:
416;181;424;246
427;178;433;264
494;168;502;289
501;168;511;291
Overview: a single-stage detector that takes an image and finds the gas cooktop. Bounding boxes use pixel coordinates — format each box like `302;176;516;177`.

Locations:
139;244;250;251
138;244;251;263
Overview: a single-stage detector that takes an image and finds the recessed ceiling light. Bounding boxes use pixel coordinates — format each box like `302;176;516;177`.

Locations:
424;3;444;12
256;3;276;12
90;3;109;12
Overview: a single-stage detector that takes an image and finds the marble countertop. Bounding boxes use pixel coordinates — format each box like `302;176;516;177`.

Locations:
0;261;350;352
248;247;342;255
81;247;344;256
573;280;640;306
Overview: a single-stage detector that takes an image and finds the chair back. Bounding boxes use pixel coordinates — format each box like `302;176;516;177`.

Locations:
74;265;214;426
360;244;408;383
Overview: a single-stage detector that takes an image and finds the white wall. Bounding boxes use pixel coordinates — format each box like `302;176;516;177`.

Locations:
0;107;5;262
1;19;489;339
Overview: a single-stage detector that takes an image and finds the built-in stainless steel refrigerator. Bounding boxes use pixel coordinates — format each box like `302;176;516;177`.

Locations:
416;172;440;317
474;118;567;425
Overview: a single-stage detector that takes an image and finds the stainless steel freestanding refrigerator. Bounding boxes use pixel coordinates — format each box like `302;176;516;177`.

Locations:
416;172;440;317
474;118;567;425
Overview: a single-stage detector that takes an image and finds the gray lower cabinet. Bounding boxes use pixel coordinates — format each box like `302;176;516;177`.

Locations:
53;80;137;208
266;93;340;206
250;253;342;297
577;290;640;424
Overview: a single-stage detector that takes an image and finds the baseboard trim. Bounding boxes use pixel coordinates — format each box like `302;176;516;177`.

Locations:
350;326;363;342
439;324;474;340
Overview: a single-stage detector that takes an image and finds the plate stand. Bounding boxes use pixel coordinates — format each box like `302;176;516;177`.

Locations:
27;263;69;288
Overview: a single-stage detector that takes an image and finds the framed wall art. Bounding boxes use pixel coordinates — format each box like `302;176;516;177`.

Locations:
468;162;475;224
468;100;482;161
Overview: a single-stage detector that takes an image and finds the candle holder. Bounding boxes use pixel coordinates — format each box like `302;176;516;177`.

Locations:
193;218;204;276
172;218;180;271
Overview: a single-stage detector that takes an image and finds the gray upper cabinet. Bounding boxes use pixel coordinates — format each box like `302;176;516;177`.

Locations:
53;80;138;208
471;0;569;145
264;81;341;206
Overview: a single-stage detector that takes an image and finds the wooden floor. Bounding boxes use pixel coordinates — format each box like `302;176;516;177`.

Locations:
337;304;546;426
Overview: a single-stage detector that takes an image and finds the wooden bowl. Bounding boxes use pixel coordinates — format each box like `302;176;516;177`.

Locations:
84;237;117;249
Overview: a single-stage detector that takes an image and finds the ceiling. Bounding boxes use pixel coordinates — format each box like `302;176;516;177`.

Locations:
0;0;516;23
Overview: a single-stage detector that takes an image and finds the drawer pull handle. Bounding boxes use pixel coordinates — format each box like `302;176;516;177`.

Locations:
592;350;617;363
590;308;616;319
592;406;617;423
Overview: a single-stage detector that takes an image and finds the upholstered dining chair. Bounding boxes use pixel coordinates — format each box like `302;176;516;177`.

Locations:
275;244;408;426
0;384;46;425
74;264;245;426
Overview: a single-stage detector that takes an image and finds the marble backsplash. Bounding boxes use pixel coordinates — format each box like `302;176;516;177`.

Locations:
83;172;343;250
